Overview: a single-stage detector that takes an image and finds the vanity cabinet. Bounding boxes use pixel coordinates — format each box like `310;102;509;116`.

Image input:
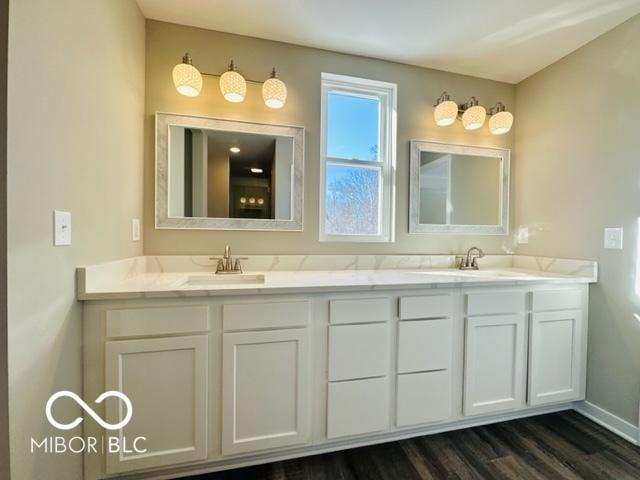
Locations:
82;283;590;480
463;291;526;416
327;297;392;438
528;289;585;406
104;335;209;474
395;294;455;427
221;300;311;454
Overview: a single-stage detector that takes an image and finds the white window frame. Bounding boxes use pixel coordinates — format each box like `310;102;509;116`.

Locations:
319;73;397;242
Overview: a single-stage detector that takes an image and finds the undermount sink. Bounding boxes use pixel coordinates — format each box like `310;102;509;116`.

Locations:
183;273;265;286
454;269;525;278
408;269;525;278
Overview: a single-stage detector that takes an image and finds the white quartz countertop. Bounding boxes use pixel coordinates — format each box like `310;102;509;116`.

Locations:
77;255;598;300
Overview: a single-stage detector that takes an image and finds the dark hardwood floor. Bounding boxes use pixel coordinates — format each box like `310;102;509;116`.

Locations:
185;411;640;480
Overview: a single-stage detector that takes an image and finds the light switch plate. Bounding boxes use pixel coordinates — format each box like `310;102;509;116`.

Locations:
132;218;141;241
516;226;529;244
53;210;71;246
604;227;623;249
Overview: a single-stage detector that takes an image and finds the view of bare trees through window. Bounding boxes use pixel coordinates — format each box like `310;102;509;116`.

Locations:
325;164;380;235
323;84;390;238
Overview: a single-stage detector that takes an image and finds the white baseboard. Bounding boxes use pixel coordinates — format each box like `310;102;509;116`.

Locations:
573;401;639;445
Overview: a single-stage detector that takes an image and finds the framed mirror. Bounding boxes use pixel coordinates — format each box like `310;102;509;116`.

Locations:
156;113;304;231
409;140;509;234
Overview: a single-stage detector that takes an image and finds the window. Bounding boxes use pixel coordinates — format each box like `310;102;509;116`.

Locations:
320;73;397;242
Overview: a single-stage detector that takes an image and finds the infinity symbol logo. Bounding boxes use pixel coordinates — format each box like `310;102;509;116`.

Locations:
45;391;133;431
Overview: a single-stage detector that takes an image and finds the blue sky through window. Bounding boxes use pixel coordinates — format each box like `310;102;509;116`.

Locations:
327;92;380;161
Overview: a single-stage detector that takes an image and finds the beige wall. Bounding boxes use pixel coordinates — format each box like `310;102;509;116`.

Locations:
7;1;145;479
0;0;8;476
144;20;516;255
515;14;640;425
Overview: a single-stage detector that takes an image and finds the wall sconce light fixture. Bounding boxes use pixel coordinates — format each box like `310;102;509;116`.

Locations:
460;97;487;131
219;60;247;103
433;92;514;135
488;102;514;135
433;92;458;126
262;68;287;109
172;53;288;109
172;53;202;97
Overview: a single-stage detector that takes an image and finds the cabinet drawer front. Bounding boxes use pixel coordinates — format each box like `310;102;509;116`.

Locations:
397;371;452;427
329;324;389;381
466;291;525;316
327;377;389;439
532;290;581;312
223;300;309;331
330;297;390;324
399;295;453;320
106;305;209;338
397;319;452;373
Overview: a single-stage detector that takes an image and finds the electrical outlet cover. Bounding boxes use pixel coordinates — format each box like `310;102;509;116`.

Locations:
604;227;623;250
516;226;529;244
53;210;71;246
132;218;141;241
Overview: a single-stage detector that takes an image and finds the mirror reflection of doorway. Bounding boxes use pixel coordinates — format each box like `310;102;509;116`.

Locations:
169;126;294;221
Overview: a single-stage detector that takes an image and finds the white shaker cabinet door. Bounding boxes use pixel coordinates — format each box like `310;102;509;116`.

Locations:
222;328;311;455
104;335;208;474
463;314;526;416
528;310;583;406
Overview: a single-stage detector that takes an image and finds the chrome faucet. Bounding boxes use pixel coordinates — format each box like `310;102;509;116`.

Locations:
458;246;485;270
211;245;247;274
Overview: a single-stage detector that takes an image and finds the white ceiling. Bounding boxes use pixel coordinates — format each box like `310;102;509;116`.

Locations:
136;0;640;83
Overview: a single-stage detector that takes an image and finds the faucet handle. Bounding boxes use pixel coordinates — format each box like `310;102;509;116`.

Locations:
233;257;248;273
214;258;225;273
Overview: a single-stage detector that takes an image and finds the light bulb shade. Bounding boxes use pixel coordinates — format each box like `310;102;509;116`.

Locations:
434;100;458;126
219;70;247;103
489;110;514;135
262;77;287;109
462;105;486;130
172;62;202;97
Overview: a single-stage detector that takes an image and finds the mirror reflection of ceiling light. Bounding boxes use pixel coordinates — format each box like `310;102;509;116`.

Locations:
172;53;202;97
249;197;256;204
257;198;264;205
229;147;240;153
250;168;263;173
239;197;247;204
